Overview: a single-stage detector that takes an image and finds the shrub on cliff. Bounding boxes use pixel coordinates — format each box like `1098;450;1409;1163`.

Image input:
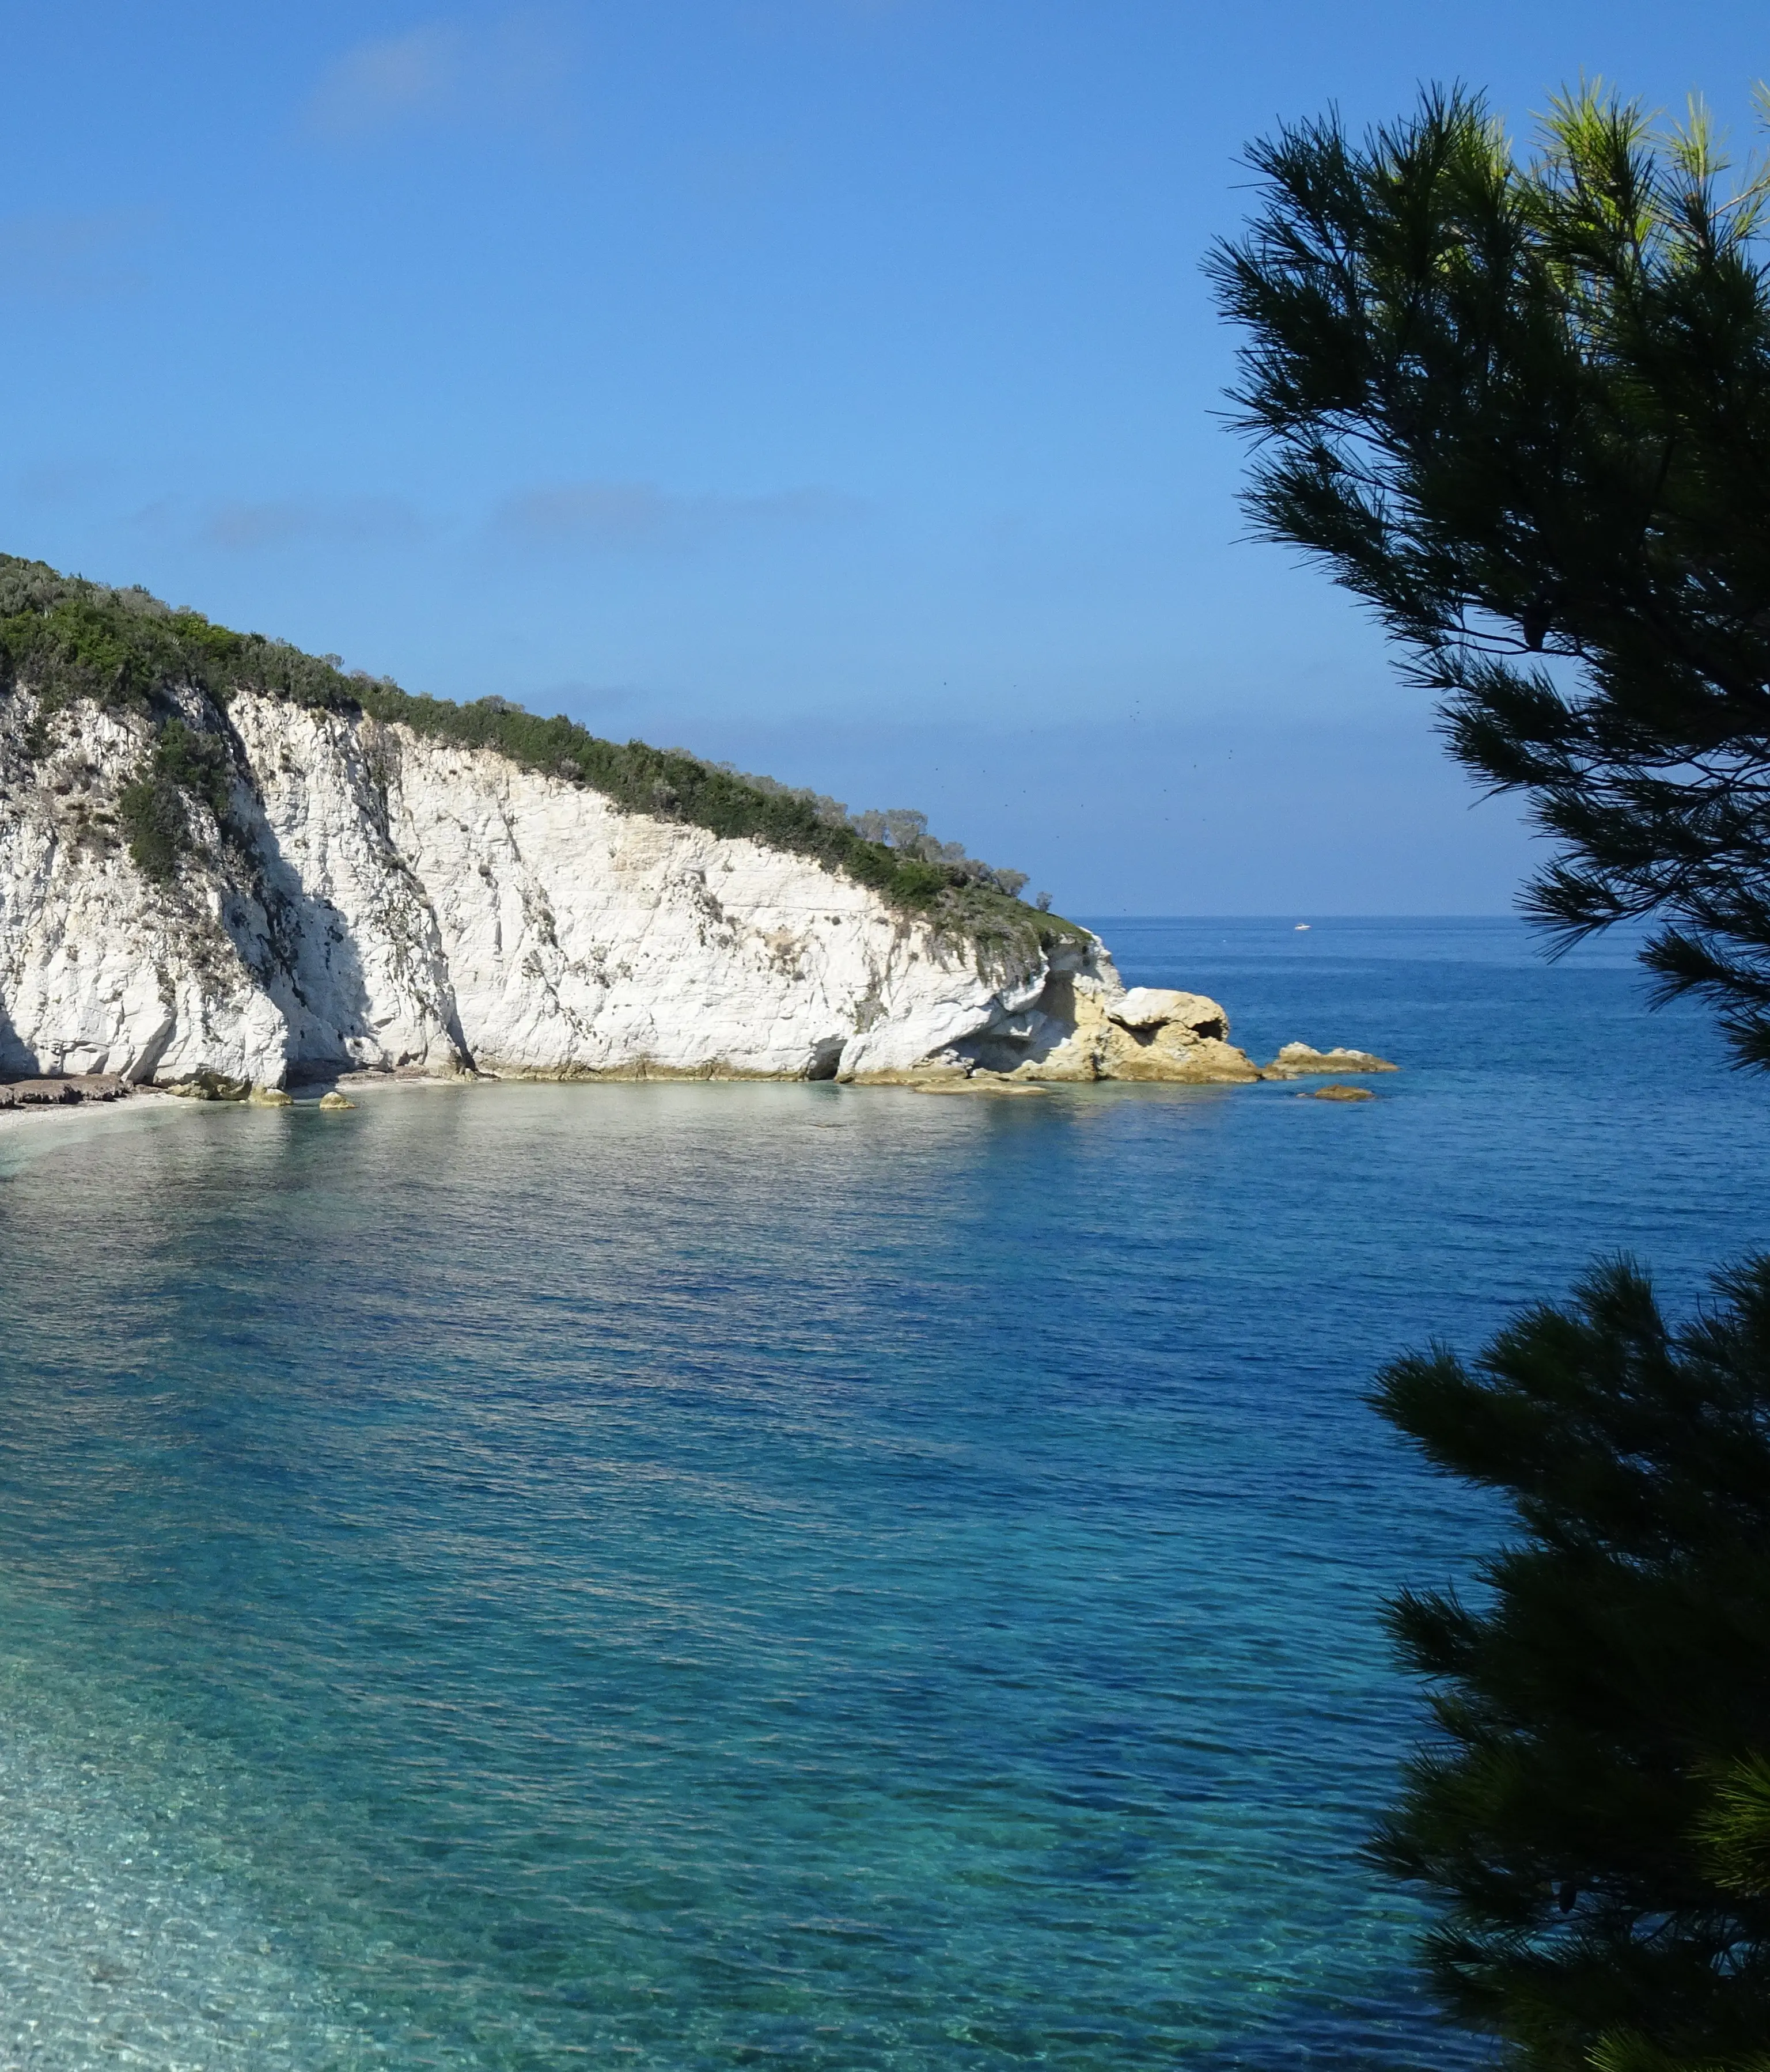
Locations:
116;718;233;882
0;555;1074;957
342;683;1053;948
715;771;1031;898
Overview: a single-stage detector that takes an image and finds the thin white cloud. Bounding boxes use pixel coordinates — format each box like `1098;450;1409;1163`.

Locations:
305;12;574;142
0;212;151;302
306;24;465;137
489;480;863;551
201;497;428;552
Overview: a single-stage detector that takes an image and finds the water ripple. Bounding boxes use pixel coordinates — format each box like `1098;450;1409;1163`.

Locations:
0;920;1764;2068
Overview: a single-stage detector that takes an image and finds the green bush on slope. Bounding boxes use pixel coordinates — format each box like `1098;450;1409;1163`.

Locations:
115;717;233;883
0;555;1081;960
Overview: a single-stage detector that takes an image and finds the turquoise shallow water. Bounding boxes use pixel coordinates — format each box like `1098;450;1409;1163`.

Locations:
3;916;1769;2070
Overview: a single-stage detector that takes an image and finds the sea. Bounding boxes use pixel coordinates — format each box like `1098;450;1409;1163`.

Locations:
2;915;1767;2072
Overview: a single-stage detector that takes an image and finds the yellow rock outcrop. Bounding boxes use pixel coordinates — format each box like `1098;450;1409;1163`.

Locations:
1260;1042;1397;1079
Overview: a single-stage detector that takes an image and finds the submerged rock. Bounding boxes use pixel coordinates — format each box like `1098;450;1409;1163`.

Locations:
1261;1042;1397;1079
907;1078;1048;1097
1304;1083;1376;1102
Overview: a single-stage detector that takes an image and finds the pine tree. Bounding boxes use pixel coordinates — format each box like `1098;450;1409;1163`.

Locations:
1207;86;1770;1067
1371;1258;1770;2067
1212;88;1770;2063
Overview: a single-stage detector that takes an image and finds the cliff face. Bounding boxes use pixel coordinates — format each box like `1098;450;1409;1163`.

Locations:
0;686;1252;1090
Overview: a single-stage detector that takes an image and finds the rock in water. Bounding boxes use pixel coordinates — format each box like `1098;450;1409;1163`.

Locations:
317;1091;356;1111
1305;1083;1375;1102
248;1084;294;1106
165;1072;252;1102
915;977;1257;1086
1261;1042;1397;1079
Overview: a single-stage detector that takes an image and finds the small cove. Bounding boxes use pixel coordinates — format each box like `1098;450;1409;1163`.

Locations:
1;916;1765;2070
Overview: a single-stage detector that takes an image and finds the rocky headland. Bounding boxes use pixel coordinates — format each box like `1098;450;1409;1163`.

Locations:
0;559;1389;1101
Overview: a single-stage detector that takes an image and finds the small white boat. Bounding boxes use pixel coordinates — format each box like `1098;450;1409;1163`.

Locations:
1294;923;1311;932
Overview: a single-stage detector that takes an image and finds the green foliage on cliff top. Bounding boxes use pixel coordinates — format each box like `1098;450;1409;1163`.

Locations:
0;555;1081;957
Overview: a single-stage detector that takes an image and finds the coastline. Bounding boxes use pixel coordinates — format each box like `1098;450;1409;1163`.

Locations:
0;1086;176;1134
0;1042;1388;1147
0;1072;450;1138
0;1090;187;1174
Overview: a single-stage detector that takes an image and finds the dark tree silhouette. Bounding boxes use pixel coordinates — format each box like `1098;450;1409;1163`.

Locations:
1208;86;1770;1068
1213;86;1770;2071
1372;1259;1770;2070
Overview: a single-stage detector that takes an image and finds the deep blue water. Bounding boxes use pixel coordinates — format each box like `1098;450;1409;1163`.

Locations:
2;916;1768;2070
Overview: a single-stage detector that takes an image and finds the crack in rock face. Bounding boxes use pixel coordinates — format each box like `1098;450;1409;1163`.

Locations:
0;690;1264;1090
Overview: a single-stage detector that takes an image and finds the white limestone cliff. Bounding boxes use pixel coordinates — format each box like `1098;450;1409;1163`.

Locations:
0;688;1256;1090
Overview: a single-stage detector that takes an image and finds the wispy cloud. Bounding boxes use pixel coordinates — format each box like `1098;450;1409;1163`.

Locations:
305;12;574;141
0;211;151;302
200;496;429;552
489;480;863;551
307;22;464;135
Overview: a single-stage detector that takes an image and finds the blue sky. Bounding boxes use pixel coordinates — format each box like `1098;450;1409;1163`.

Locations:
5;2;1767;912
